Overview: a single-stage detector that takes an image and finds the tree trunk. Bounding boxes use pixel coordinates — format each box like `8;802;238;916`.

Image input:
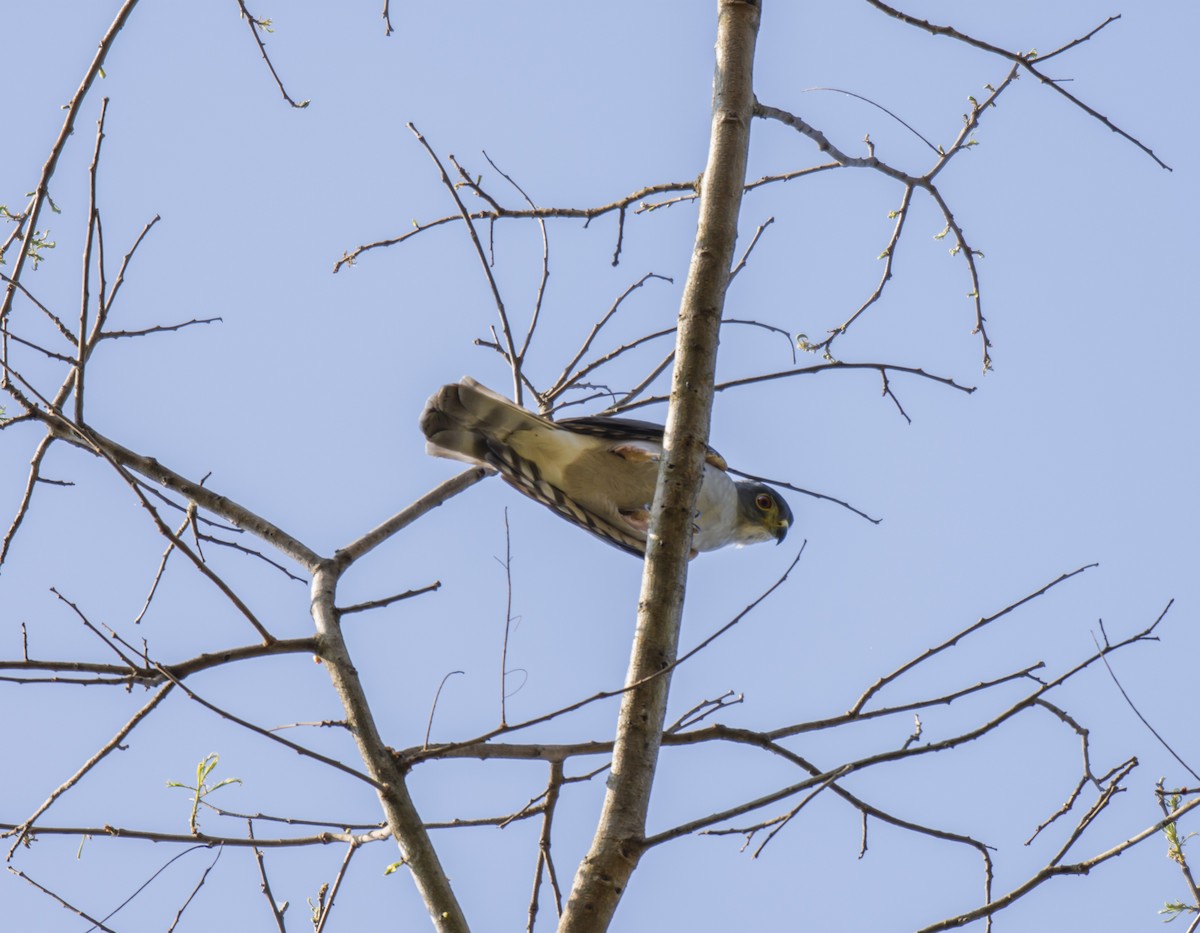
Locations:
557;2;762;929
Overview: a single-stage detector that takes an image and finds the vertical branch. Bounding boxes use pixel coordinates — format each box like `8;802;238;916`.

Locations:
527;760;565;932
77;98;109;424
482;151;550;370
249;821;288;932
313;841;358;933
558;2;761;929
499;508;514;728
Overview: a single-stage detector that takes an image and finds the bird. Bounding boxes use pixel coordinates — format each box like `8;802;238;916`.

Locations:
419;377;792;557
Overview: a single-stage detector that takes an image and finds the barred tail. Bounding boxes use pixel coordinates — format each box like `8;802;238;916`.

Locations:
419;377;545;465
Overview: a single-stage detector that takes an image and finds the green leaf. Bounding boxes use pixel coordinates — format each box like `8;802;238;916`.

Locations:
167;753;241;834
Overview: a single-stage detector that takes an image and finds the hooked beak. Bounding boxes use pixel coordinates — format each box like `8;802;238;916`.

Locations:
774;519;789;545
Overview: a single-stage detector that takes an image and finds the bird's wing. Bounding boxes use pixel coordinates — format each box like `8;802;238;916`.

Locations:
558;415;729;471
484;435;649;556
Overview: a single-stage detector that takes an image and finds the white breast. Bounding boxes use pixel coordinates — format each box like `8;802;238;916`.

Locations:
691;465;740;552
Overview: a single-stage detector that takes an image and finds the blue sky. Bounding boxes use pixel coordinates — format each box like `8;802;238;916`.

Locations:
2;2;1197;930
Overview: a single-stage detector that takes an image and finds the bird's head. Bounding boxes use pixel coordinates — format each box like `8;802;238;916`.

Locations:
734;482;793;546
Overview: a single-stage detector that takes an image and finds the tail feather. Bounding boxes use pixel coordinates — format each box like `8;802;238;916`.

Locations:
420;377;544;465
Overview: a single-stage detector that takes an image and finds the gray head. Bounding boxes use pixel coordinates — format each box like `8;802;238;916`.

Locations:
733;482;793;546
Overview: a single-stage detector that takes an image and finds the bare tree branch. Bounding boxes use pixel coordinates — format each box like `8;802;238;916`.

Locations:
849;563;1098;716
308;561;470;931
166;846;224;933
5;683;174;856
1094;602;1197;782
918;796;1200;931
561;3;762;927
156;665;382;788
606;360;976;417
76;97;108;424
233;1;310;108
251;822;290;932
313;842;357;933
6;868;120;933
37;413;321;570
545;272;674;405
334;467;489;567
861;5;1170;171
0;0;142;337
411;126;522;404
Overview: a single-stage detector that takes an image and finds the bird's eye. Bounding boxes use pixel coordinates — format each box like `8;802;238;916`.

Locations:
755;493;773;511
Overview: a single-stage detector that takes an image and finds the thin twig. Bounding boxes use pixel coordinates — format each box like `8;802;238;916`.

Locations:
483;151;549;370
250;821;289;932
134;507;191;623
77;97;109;424
1157;781;1200;916
548;327;678;411
1;430;56;568
849;564;1097;715
407;548;803;765
0;270;75;342
802;185;912;361
411;126;520;403
498;508;515;727
727;216;776;284
0;0;141;336
314;842;358;933
723;317;796;365
334;180;696;273
2;822;386;848
424;670;465;749
50;587;141;669
0;636;316;686
545;271;673;403
93;214;161;336
862;4;1170;170
751;769;845;858
194;528;307;582
156;665;383;788
338;581;441;615
99;316;222;340
334;467;489;567
233;1;309;108
606;361;975;417
166;845;224;932
526;760;565;931
5;683;174;856
918;796;1200;932
726;468;880;524
804;86;940;154
38;412;320;570
1092;602;1195;780
7;868;119;933
667;691;743;733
